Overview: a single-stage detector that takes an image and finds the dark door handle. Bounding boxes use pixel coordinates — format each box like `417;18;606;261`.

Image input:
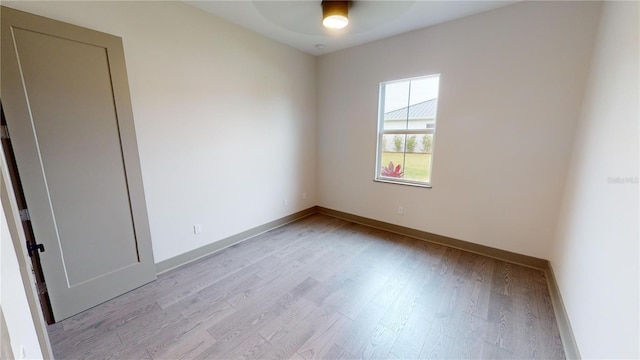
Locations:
26;242;45;257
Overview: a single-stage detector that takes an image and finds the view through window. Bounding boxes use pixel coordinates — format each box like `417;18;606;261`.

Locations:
376;75;440;186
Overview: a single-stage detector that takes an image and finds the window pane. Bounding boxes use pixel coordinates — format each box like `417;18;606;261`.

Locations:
383;81;410;131
383;78;439;131
380;133;432;183
407;77;439;130
380;152;406;179
421;134;434;153
403;152;431;182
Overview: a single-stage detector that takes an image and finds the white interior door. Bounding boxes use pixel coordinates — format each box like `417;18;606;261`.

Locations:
1;6;156;321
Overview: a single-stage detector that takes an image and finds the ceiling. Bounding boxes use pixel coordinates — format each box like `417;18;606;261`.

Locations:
184;1;519;56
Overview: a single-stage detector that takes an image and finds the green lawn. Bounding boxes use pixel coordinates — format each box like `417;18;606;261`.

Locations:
380;152;432;182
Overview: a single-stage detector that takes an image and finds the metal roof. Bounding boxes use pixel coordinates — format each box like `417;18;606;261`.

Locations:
384;98;437;120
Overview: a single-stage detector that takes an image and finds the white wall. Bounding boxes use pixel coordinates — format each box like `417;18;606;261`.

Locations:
317;1;601;259
551;2;639;358
3;1;317;263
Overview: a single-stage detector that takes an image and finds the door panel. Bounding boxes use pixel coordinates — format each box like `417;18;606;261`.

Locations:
1;103;55;324
1;7;156;320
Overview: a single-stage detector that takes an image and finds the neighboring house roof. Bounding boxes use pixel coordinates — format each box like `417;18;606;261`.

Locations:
384;98;437;120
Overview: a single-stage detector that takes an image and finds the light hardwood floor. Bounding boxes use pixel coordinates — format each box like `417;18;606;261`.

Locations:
47;214;565;359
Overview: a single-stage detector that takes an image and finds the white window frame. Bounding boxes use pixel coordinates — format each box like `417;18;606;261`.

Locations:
375;74;440;188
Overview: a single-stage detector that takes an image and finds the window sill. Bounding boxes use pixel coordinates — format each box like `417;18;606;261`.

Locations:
374;178;432;188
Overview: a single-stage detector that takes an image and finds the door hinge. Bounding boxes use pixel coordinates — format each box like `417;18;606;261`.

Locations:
36;280;48;295
19;208;30;221
26;241;45;257
0;125;9;139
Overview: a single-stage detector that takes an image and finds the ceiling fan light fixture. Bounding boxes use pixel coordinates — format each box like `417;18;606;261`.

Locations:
322;1;350;30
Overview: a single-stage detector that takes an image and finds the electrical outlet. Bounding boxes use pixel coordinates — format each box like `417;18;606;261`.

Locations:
193;224;202;235
283;198;288;207
397;206;404;215
302;192;307;200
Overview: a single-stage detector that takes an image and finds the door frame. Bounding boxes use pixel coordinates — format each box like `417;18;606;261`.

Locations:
1;103;55;325
1;142;53;359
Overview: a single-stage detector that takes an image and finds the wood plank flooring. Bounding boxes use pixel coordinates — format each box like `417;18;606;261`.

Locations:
47;214;565;359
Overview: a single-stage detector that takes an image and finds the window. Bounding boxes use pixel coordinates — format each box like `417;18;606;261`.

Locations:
375;75;440;187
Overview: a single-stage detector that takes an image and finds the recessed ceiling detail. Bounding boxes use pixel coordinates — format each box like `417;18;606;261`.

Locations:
252;1;414;35
184;1;519;55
